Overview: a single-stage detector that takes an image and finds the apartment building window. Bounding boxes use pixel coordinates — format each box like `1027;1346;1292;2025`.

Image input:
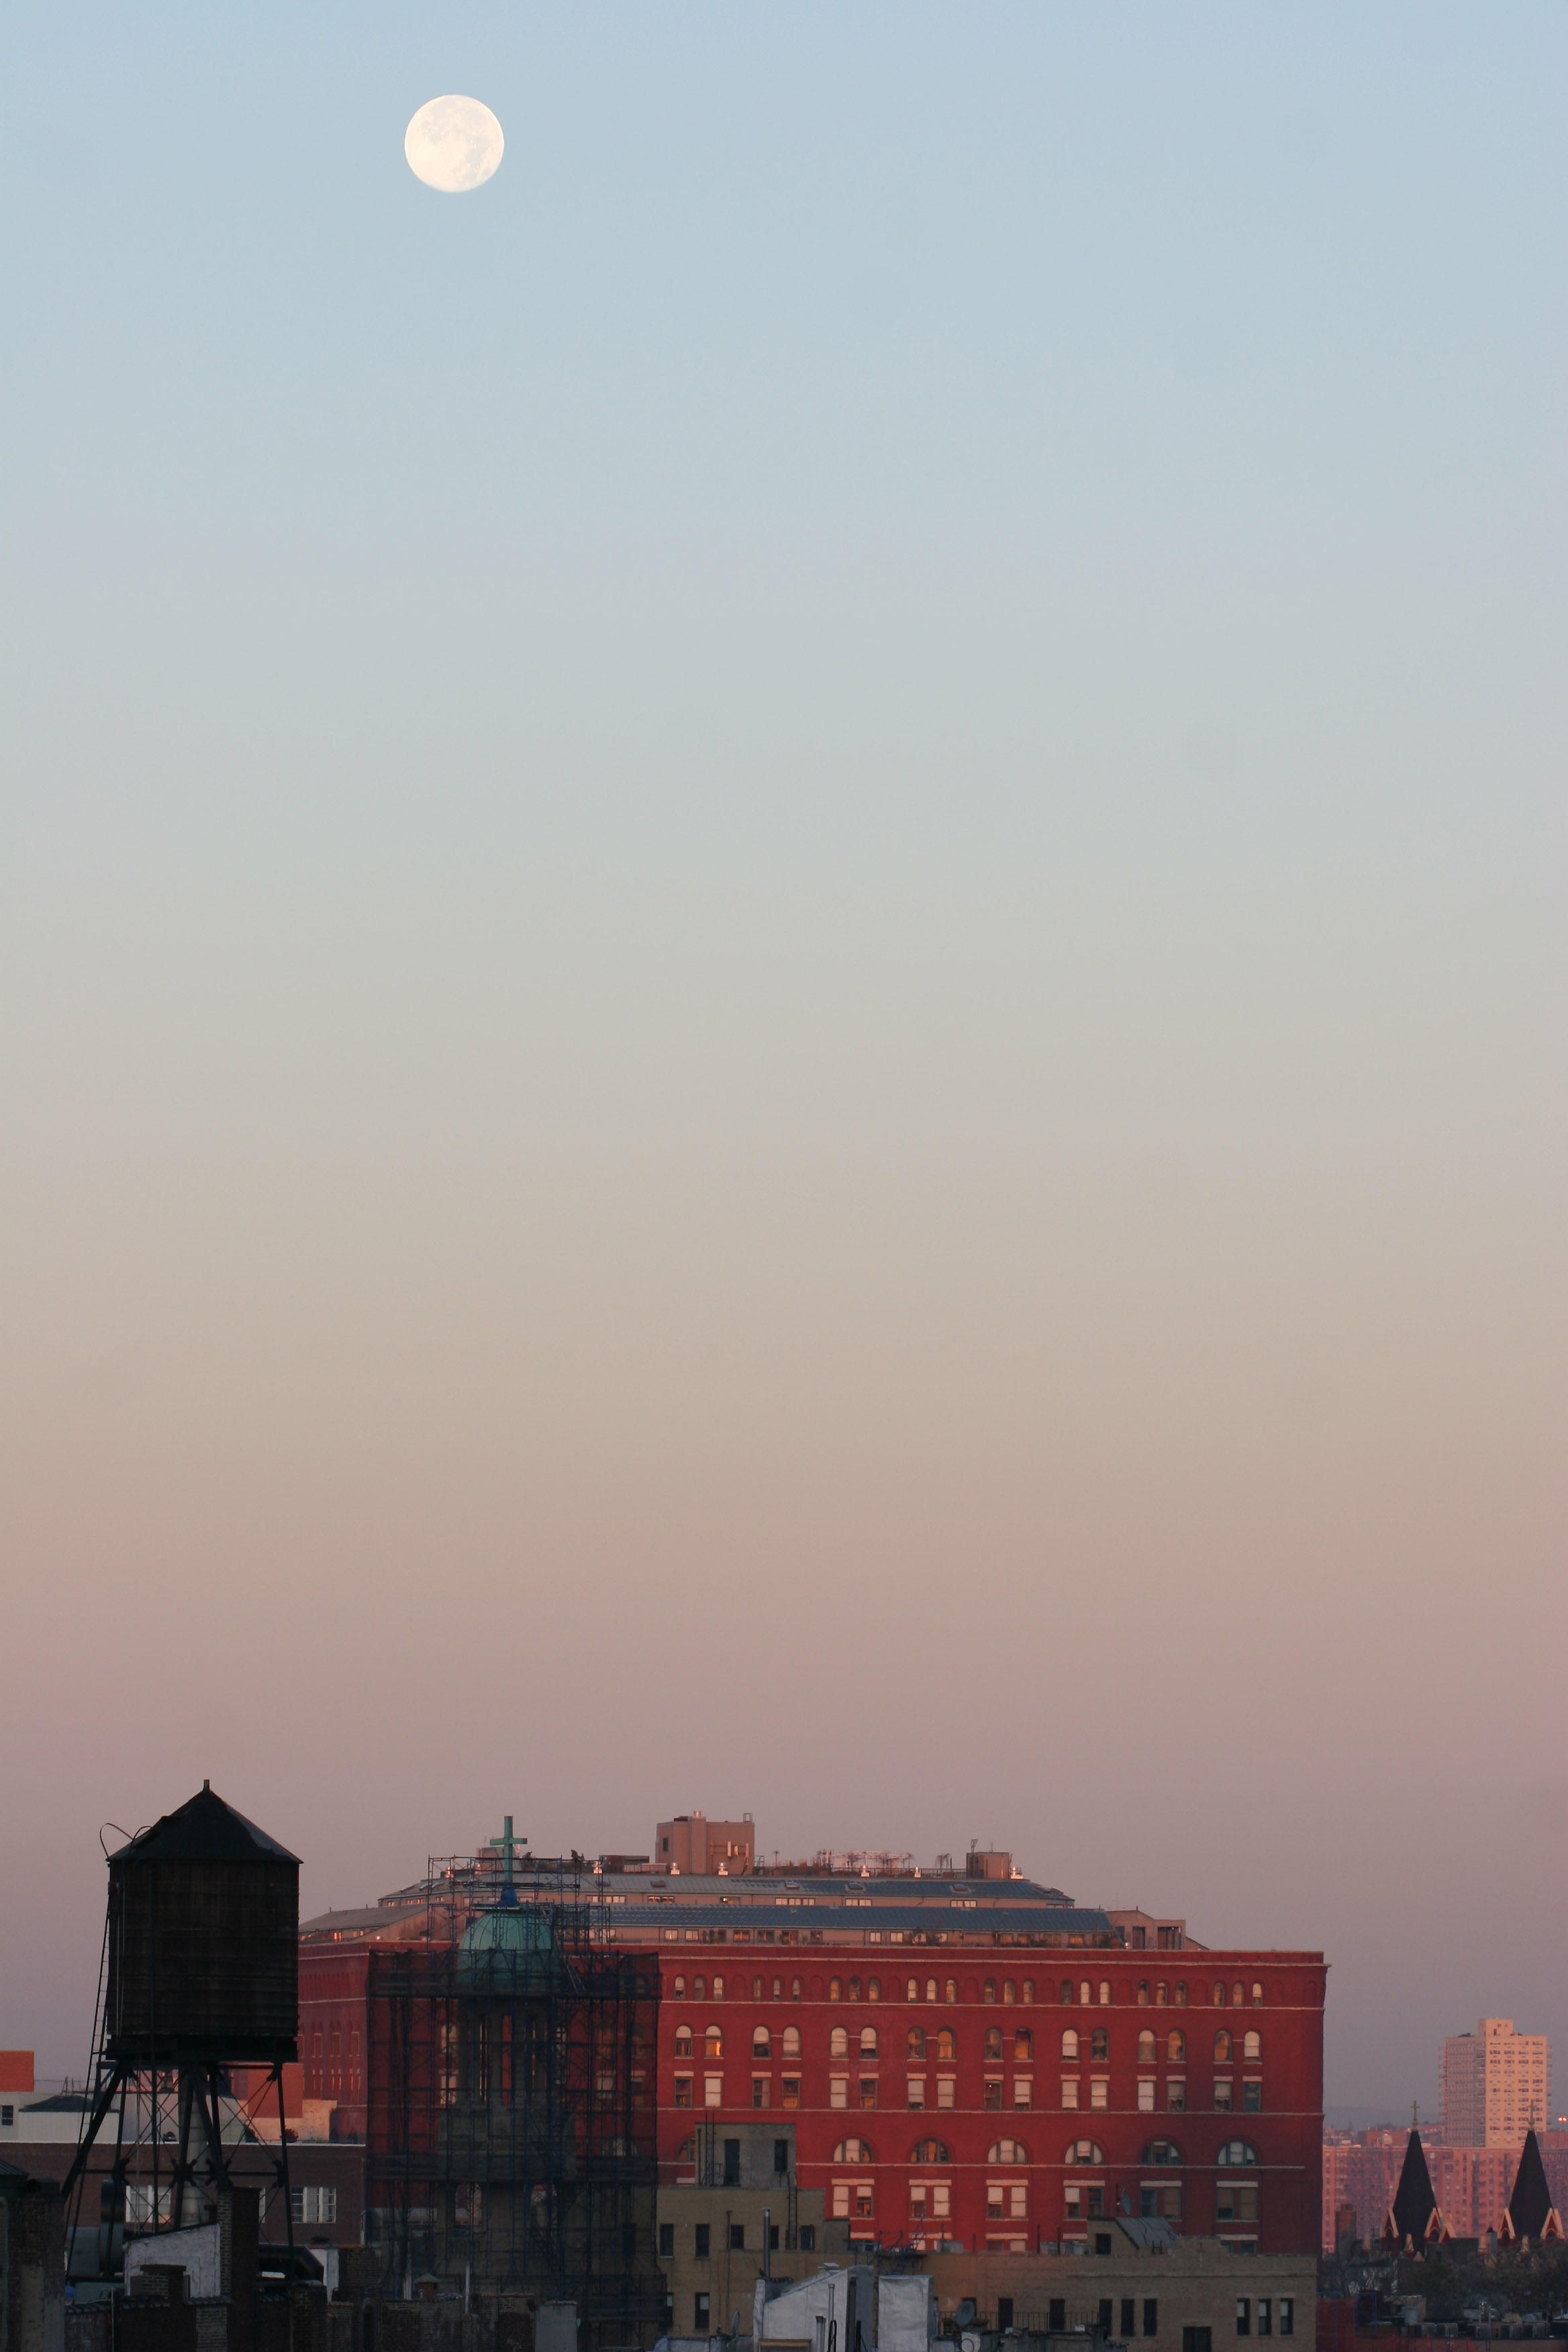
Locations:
752;2077;771;2108
1143;2303;1159;2338
1091;2078;1109;2110
695;2224;711;2259
1062;2079;1080;2108
984;2081;1003;2110
854;2186;873;2219
1062;2030;1080;2062
830;2027;850;2059
1183;2333;1212;2352
705;2028;724;2060
1168;2080;1185;2112
1138;2080;1155;2112
694;2296;710;2332
909;2028;926;2060
1236;2302;1251;2337
859;2078;879;2110
1138;2031;1157;2064
658;2224;674;2259
703;2075;722;2108
1015;2030;1033;2061
936;2030;957;2062
1216;2184;1259;2223
1257;2302;1272;2338
1091;2030;1109;2062
729;2224;745;2252
1243;2035;1261;2061
908;2077;926;2109
1215;2031;1232;2063
985;2028;1003;2062
1214;2080;1233;2112
945;1979;958;2004
1168;2032;1186;2063
675;2075;693;2107
1122;2304;1137;2338
830;2077;848;2108
936;2078;955;2109
781;2026;800;2059
1014;2079;1032;2108
860;2028;878;2059
782;2077;800;2108
1278;2304;1293;2337
753;2028;771;2061
1242;2081;1262;2112
290;2187;337;2227
799;2226;816;2252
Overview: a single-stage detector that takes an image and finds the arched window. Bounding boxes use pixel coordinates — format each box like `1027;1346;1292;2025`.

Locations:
832;2137;874;2163
1079;1981;1091;2006
1212;1982;1226;2007
1141;2140;1182;2166
1167;2030;1185;2063
791;1977;802;2001
1214;2030;1232;2063
983;1979;997;2004
848;1977;861;2002
910;2137;950;2164
1090;2029;1109;2062
694;1977;706;2001
906;1979;919;2002
773;1978;783;2000
830;2026;849;2059
1217;2140;1258;2166
712;1976;724;1999
1251;1983;1263;2006
829;1977;842;2001
1098;1982;1111;2006
1014;2030;1033;2061
1242;2031;1261;2063
1064;2139;1104;2164
908;2028;927;2061
1003;1980;1016;2006
859;2027;877;2059
944;1979;958;2005
674;2026;693;2058
1174;1982;1187;2008
781;2026;801;2060
752;2027;771;2060
984;2026;1003;2062
926;1979;937;2004
1155;1982;1167;2008
936;2028;956;2063
752;1977;763;2000
987;2139;1028;2164
1060;1981;1074;2006
1232;1983;1244;2008
1136;1981;1149;2008
673;1976;687;1998
1137;2030;1157;2065
1022;1981;1034;2005
1061;2028;1079;2061
704;2026;722;2059
868;1979;880;2004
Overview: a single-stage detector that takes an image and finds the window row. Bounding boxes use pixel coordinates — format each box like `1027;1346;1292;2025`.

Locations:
673;2021;1261;2066
665;1971;1272;2008
672;2069;1262;2114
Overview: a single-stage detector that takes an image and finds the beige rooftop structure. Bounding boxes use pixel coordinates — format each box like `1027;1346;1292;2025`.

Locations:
656;1812;756;1876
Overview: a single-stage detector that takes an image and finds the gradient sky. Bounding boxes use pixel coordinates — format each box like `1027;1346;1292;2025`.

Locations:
2;3;1565;2120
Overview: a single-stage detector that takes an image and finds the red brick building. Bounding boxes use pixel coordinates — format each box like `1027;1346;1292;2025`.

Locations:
296;1845;1324;2264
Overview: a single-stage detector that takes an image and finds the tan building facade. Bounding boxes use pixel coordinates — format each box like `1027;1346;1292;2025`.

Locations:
923;2235;1315;2351
656;1814;757;1877
1442;2020;1551;2147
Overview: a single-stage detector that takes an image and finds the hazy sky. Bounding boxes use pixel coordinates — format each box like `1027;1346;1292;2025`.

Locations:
2;3;1565;2120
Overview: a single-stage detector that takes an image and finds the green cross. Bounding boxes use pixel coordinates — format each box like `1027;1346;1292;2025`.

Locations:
489;1814;527;1886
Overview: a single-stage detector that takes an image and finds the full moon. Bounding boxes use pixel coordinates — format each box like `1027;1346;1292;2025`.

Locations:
404;96;503;193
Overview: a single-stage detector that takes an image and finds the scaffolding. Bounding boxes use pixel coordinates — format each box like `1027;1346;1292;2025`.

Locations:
366;1853;663;2349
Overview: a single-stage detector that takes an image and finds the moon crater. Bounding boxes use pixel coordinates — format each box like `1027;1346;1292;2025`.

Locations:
405;96;503;194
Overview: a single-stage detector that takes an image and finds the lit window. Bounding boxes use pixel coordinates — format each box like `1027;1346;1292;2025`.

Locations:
705;2027;724;2059
985;2028;1003;2062
675;2027;693;2058
1168;2031;1185;2063
859;2079;878;2110
945;1979;958;2004
1099;1983;1111;2006
1138;2030;1157;2065
1091;2030;1108;2061
782;2077;800;2108
984;1980;997;2004
830;1977;842;2000
984;2081;1003;2110
908;2028;927;2060
936;2030;956;2062
1214;2030;1232;2063
712;1976;724;1999
1015;2030;1033;2061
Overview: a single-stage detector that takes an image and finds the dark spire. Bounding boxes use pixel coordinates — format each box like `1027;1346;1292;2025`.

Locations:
1391;2128;1437;2245
1508;2130;1553;2241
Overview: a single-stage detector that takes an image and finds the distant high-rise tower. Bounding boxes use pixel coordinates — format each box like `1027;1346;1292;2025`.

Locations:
1442;2019;1551;2147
